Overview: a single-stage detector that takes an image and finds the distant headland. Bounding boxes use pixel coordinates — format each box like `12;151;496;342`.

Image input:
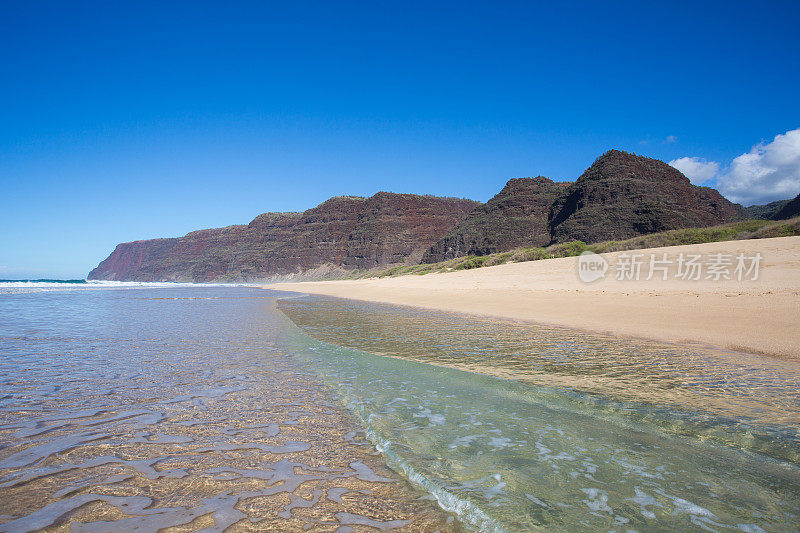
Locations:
89;149;800;282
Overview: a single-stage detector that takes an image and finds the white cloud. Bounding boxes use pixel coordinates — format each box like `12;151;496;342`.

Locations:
668;156;719;185
665;135;678;144
716;128;800;205
669;128;800;205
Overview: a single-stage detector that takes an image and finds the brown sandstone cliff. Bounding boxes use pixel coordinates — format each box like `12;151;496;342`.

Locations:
88;193;478;282
90;149;755;281
548;150;746;243
423;177;570;263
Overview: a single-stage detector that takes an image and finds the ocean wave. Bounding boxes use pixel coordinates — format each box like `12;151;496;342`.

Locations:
277;301;800;532
0;280;261;294
349;399;507;533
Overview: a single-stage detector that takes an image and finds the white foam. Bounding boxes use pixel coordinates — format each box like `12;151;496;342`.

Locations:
0;280;260;294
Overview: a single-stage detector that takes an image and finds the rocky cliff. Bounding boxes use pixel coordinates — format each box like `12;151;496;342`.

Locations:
745;199;791;220
88;193;478;282
774;193;800;220
422;150;747;263
423;177;570;263
90;149;759;281
548;150;746;243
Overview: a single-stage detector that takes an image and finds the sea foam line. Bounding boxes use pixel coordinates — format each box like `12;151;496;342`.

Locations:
342;394;507;533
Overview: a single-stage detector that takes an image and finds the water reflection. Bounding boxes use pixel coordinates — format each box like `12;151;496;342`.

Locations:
0;287;453;532
279;296;800;431
277;295;800;531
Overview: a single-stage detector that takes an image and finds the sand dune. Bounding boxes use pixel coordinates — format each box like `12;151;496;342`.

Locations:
269;236;800;359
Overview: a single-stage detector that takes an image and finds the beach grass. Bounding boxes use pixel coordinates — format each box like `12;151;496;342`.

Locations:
353;216;800;279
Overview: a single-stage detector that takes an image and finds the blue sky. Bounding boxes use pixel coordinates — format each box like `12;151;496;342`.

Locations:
1;1;799;278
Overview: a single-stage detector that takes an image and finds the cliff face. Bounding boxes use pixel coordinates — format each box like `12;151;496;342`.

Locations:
423;177;570;263
420;150;747;263
90;149;759;281
774;193;800;220
92;238;180;281
745;199;791;220
549;150;746;243
342;192;479;268
88;193;478;282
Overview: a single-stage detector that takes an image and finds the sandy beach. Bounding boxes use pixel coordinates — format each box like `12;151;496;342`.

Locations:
270;236;800;359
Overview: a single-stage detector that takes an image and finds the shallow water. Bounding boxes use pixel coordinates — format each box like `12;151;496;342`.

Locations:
279;295;800;532
2;284;799;532
0;285;452;532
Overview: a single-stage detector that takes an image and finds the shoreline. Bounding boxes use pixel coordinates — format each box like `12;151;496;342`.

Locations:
269;236;800;360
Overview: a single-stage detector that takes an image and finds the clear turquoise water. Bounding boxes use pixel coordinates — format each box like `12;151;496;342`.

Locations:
1;283;799;532
0;284;451;531
279;295;800;532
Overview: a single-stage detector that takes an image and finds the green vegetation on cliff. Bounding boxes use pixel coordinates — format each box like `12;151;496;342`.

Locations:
360;217;800;278
88;149;798;283
423;176;570;262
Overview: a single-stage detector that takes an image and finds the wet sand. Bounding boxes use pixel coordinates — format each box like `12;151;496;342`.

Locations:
0;367;452;532
279;296;800;430
270;236;800;359
0;287;454;532
276;295;800;531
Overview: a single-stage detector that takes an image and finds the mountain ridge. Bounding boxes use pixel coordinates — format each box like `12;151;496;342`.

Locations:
548;150;746;243
423;176;570;263
88;192;478;282
88;149;793;282
774;193;800;220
